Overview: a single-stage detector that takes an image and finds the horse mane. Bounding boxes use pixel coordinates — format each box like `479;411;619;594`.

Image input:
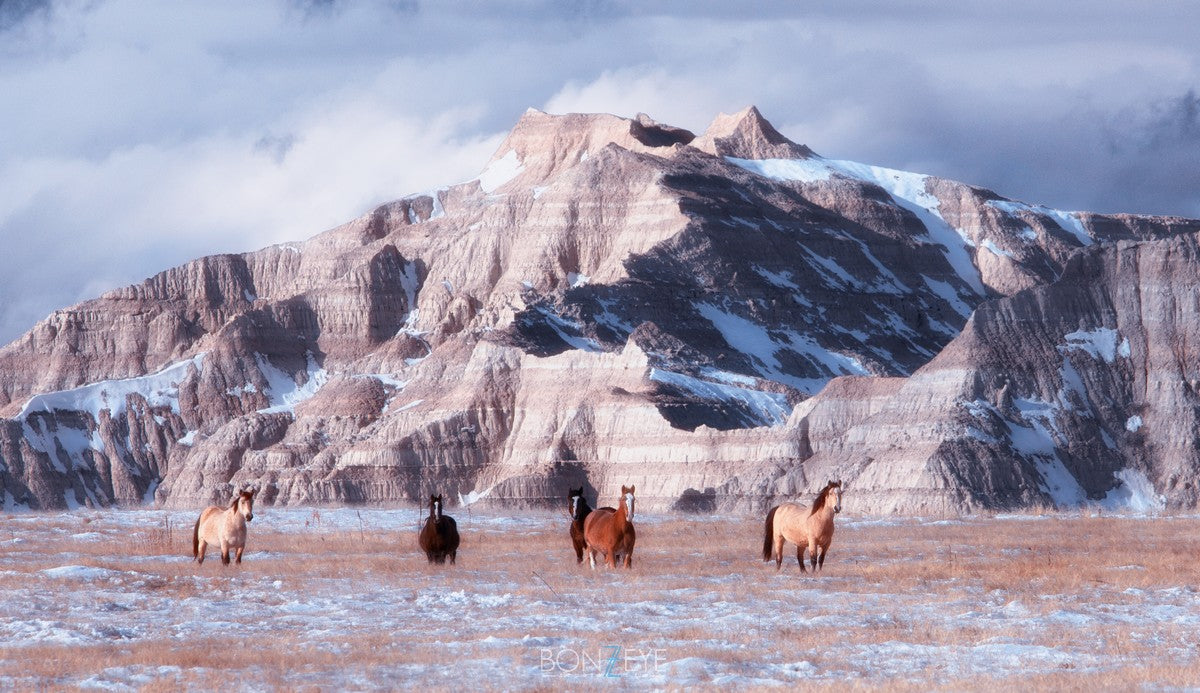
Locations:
810;481;839;514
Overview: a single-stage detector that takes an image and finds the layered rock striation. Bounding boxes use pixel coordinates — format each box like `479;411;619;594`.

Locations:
2;106;1199;513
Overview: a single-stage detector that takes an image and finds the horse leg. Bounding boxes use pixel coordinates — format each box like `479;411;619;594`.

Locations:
817;544;828;571
235;547;244;564
797;544;807;573
587;547;597;571
196;539;207;565
220;540;231;566
773;535;785;570
808;540;819;572
605;547;617;569
450;549;457;565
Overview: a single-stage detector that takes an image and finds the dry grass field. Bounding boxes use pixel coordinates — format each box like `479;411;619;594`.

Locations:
2;506;1200;690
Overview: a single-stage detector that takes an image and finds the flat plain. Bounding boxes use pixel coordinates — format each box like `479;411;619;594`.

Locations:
1;506;1199;690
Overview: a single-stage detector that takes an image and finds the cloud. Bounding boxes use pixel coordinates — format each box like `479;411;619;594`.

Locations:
253;133;299;164
0;0;52;32
1;1;1199;344
0;101;503;341
543;69;724;131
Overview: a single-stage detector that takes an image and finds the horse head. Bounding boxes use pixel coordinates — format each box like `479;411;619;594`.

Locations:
568;486;584;519
829;480;843;514
237;488;256;522
620;484;636;520
430;494;443;521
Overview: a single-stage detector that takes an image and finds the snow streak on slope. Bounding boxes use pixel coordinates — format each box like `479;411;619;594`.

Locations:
988;199;1094;246
255;353;328;415
696;302;868;394
1059;327;1129;364
728;156;985;295
649;368;790;427
17;354;206;420
477;150;524;193
1102;469;1164;512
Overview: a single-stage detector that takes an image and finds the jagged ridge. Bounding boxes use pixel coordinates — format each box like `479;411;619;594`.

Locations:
1;106;1198;513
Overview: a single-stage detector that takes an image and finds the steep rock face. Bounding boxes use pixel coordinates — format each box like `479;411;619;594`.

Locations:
782;233;1200;513
2;106;1200;513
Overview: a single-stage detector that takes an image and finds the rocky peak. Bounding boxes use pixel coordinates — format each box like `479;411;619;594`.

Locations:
630;113;696;148
691;105;815;160
480;108;695;192
3;106;1200;514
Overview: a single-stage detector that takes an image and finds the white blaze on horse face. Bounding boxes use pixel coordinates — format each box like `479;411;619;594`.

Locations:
434;499;441;520
624;492;635;519
571;496;579;518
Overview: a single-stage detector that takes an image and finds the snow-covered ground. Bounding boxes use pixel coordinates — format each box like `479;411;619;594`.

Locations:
1;508;1198;690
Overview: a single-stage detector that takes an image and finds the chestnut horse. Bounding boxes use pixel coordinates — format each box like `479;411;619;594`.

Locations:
418;494;459;564
193;489;256;565
762;480;843;572
583;485;636;569
567;487;596;564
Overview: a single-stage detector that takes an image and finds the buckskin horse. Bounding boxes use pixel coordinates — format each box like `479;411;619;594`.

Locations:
193;488;256;565
762;480;843;572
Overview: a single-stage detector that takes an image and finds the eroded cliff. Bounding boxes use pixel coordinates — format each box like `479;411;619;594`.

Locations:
2;106;1198;513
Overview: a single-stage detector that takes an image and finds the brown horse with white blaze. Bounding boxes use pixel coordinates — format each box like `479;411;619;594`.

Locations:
418;494;459;564
193;489;256;565
583;485;636;569
762;480;843;572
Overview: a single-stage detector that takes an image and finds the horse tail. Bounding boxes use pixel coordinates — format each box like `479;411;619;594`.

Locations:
762;506;779;561
192;514;201;559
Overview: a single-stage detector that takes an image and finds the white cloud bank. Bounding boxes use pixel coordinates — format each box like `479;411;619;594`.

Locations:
1;0;1198;343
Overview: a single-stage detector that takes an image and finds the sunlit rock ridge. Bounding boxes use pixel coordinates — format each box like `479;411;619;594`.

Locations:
2;106;1199;514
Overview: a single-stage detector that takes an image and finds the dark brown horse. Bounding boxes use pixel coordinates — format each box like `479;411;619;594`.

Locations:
567;486;595;564
583;485;636;569
418;494;459;564
573;488;617;564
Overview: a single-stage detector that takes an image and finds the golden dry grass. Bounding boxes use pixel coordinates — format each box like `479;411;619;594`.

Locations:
1;509;1199;690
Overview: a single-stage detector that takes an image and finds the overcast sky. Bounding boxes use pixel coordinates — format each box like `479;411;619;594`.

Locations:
2;0;1198;344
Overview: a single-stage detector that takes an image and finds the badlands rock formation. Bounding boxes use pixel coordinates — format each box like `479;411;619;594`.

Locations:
2;106;1199;513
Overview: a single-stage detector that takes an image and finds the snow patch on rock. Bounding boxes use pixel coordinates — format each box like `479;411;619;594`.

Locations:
17;354;205;421
1060;327;1123;363
255;353;328;415
987;199;1093;246
478;150;524;194
649;368;790;427
731;155;985;294
1101;469;1164;513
